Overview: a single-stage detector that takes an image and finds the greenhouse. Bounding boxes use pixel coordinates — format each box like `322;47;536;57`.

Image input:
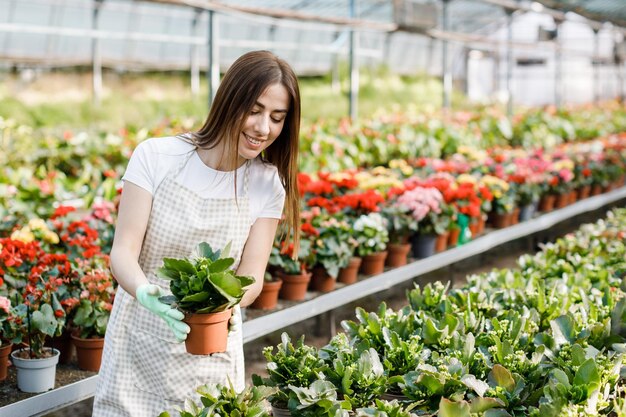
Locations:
1;0;626;416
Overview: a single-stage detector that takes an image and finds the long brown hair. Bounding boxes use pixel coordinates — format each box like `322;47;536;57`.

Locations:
191;50;301;255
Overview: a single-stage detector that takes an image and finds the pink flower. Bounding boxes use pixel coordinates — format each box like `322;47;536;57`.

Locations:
0;296;10;314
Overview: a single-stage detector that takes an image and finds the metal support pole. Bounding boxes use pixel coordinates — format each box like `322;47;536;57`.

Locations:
554;20;562;107
441;0;451;110
505;9;514;117
190;8;202;97
348;0;359;122
593;27;600;103
208;10;220;107
91;0;104;106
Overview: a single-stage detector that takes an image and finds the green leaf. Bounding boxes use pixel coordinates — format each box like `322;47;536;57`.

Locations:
461;374;489;397
551;315;576;346
488;365;515;393
573;358;600;392
181;291;211;303
163;258;196;275
470;397;506;413
32;304;58;336
221;241;232;259
158;295;177;306
209;257;235;273
439;398;471;417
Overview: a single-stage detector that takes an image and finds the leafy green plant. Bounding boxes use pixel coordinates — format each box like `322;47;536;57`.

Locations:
159;379;276;417
157;242;254;313
356;399;418;417
252;333;327;409
288;380;351;417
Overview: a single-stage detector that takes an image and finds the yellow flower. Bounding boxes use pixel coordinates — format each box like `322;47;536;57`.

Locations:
553;159;574;171
456;174;477;185
28;218;48;231
11;227;35;243
44;231;60;244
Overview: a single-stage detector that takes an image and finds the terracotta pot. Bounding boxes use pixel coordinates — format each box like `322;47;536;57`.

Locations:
278;271;311;301
489;212;510;229
447;228;460;247
591;184;603;196
386;243;412;267
538;194;556;212
569;190;577;204
477;215;486;234
0;342;12;381
71;334;104;372
45;329;74;365
554;192;569;209
250;278;282;310
468;221;479;238
337;257;361;284
183;309;232;355
578;185;591;200
310;267;336;293
435;231;449;253
510;207;520;225
359;251;388;276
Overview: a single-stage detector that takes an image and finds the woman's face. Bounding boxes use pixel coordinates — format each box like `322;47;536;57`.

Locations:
238;83;290;162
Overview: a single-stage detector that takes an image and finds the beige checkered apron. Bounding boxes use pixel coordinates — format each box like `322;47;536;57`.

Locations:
94;149;251;417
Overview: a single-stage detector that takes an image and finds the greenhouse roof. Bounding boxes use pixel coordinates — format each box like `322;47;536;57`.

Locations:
535;0;626;28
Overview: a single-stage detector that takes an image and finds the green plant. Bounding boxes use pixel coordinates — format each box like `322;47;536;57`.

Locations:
381;204;418;244
287;380;351;417
351;213;389;257
268;238;312;275
356;399;418;417
0;295;19;345
310;214;356;278
252;333;326;409
159;379;277;417
157;242;254;314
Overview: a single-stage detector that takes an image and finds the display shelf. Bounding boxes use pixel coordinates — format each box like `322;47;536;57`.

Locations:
2;186;624;417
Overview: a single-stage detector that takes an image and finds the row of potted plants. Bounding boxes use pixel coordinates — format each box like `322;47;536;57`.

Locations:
251;134;626;310
166;207;626;416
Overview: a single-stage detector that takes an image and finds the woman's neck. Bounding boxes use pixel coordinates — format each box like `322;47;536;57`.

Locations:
196;142;246;171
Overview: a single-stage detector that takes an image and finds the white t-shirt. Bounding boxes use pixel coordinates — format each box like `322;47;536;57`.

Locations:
122;136;286;224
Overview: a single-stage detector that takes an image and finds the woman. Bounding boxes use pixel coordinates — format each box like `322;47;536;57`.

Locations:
93;50;301;417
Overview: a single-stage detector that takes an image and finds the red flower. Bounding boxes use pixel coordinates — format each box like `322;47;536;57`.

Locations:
301;222;320;237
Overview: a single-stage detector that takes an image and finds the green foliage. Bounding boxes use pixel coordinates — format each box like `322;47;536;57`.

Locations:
157;241;254;314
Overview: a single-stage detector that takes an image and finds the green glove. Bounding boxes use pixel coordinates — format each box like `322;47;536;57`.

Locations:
136;284;190;342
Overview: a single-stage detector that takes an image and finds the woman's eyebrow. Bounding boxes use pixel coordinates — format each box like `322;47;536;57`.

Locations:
254;101;288;113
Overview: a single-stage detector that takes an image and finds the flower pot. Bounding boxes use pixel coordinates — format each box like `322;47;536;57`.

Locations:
538;194;556;212
0;342;12;381
337;257;361;284
71;334;105;372
568;190;577;204
509;207;520;225
411;234;437;259
183;309;232;355
591;184;603;196
518;204;535;222
45;329;74;365
489;212;511;229
468;221;479;238
447;228;460;247
477;215;486;234
435;232;449;253
310;267;336;293
250;278;282;310
554;192;569;209
11;348;59;393
271;405;293;417
386;243;411;267
278;271;311;301
359;251;388;276
577;185;591;200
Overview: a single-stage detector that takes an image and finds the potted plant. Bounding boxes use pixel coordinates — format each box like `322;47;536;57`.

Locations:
351;213;389;275
356;399;418;417
158;379;277;417
309;213;356;292
157;241;254;355
396;186;445;258
70;262;115;372
269;234;313;301
249;272;282;310
381;202;418;267
252;333;328;416
480;175;515;228
11;275;66;393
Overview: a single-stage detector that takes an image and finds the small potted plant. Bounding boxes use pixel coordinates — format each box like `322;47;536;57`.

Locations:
0;295;20;381
250;271;282;310
268;236;313;301
157;241;254;355
351;212;390;276
381;202;418;267
71;263;115;372
252;333;328;416
396;186;445;258
309;214;356;292
158;379;277;417
11;275;66;393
